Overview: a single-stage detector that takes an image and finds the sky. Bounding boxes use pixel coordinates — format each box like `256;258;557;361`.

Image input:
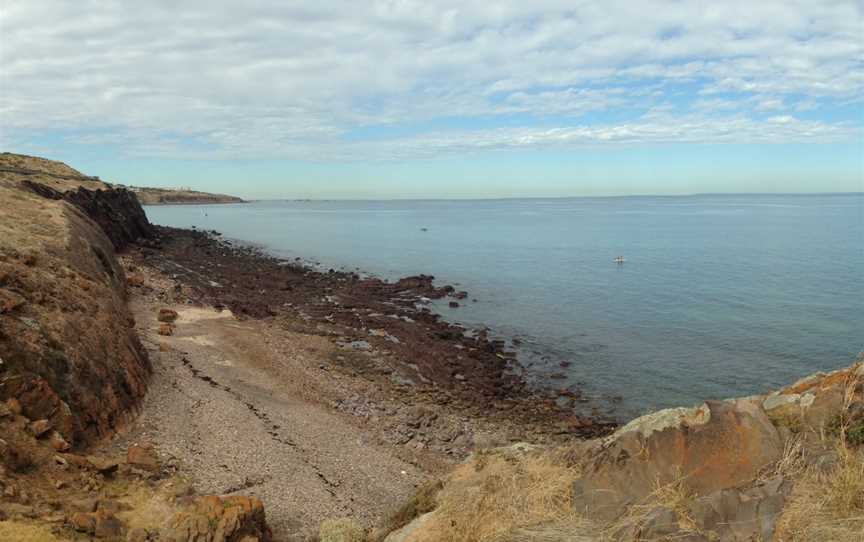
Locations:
1;0;862;199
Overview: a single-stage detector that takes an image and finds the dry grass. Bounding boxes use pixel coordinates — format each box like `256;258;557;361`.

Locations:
415;448;584;542
601;471;700;541
373;479;443;540
0;522;62;542
775;371;864;541
774;441;864;541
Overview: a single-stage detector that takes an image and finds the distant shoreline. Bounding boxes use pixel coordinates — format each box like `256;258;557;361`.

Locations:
141;200;248;206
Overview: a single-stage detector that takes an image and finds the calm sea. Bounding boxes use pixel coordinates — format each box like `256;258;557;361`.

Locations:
145;194;864;418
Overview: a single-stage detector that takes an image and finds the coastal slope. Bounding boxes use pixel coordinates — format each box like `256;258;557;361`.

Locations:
127;186;244;205
0;153;270;541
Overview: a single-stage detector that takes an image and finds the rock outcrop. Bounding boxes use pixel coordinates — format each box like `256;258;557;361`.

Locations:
168;495;272;542
381;360;864;542
0;153;153;446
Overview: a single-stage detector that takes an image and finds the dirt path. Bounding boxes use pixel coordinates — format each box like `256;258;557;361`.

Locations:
120;298;426;540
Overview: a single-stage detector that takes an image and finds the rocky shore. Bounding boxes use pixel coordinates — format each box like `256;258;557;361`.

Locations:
129;225;615;445
2;152;861;542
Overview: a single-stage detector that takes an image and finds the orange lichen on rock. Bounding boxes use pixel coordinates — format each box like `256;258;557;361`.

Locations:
168;495;272;542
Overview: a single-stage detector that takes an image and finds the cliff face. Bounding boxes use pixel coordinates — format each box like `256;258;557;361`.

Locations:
0;153;153;446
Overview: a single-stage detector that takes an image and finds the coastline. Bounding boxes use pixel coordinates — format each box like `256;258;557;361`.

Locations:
2;153;862;541
141;200;248;206
130;225;617;443
116;225;616;538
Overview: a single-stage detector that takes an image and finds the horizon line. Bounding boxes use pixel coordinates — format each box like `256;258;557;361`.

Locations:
236;191;864;203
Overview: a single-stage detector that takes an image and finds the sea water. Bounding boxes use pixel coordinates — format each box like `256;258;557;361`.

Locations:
145;194;864;418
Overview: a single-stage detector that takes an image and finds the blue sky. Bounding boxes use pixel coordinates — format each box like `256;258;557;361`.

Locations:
1;1;862;199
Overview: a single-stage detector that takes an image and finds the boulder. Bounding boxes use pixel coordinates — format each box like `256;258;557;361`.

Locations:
127;444;159;472
167;495;272;542
689;476;792;541
158;323;175;336
86;455;119;475
94;510;124;538
158;308;179;323
49;430;71;452
764;363;863;431
572;399;783;520
69;511;97;534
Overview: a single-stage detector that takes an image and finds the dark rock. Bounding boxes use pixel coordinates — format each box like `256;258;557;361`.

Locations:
95;511;124;538
157;308;179;322
69;511;97;534
21;180;154;249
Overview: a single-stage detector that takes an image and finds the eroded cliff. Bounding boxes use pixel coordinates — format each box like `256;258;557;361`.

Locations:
0;153;153;445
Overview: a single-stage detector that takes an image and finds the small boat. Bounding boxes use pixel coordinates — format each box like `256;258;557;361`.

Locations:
614;256;626;264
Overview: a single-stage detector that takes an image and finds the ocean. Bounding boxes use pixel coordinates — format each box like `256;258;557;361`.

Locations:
145;193;864;418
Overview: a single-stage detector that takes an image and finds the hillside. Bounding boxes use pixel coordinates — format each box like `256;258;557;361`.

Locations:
126;186;244;205
0;153;270;541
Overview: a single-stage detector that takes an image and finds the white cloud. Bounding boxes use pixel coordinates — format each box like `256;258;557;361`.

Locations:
0;0;861;160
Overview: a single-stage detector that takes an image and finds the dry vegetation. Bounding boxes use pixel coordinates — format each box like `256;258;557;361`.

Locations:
774;374;864;542
346;366;864;542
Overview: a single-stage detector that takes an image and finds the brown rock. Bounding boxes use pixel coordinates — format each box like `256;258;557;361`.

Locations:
0;440;33;473
6;398;23;415
95;510;124;538
126;273;145;287
28;418;53;438
0;288;26;313
158;308;179;322
70;511;97;534
63;453;92;468
690;476;792;541
158;323;175;336
127;528;149;542
127;444;159;472
50;430;71;452
86;455;119;475
168;495;272;542
571;399;783;520
68;498;98;513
